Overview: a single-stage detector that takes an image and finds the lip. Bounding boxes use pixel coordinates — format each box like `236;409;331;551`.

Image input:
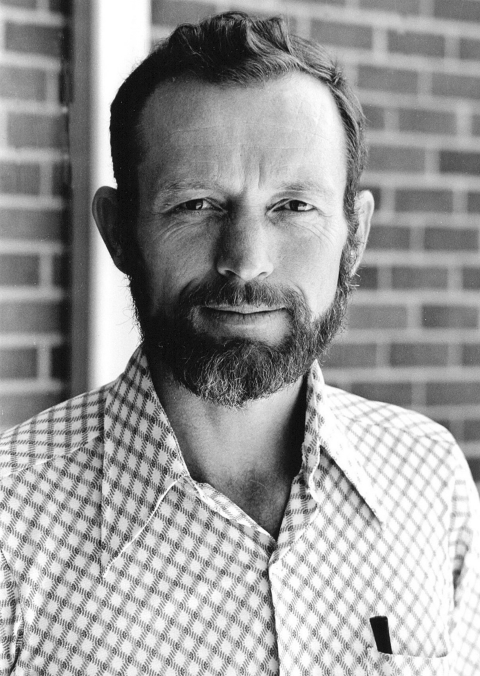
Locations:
203;305;284;315
197;305;288;332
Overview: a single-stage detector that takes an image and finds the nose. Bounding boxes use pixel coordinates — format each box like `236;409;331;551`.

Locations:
215;213;274;282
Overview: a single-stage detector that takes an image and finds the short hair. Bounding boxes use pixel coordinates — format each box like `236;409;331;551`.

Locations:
110;11;367;244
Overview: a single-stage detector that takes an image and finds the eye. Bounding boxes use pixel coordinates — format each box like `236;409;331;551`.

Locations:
281;200;314;212
177;199;210;211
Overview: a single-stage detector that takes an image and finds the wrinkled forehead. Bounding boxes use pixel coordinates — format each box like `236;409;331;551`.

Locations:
140;74;345;148
136;73;348;194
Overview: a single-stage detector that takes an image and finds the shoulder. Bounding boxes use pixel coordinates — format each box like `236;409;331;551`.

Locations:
323;386;480;542
325;384;453;443
0;385;112;565
0;382;111;480
324;384;469;490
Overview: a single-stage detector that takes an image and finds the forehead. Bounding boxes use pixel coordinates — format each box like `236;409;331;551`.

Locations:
137;73;347;196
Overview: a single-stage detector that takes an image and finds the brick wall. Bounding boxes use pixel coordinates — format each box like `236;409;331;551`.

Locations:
151;0;480;483
1;0;478;488
0;0;69;430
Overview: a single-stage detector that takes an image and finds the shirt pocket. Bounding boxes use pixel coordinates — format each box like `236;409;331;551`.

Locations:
366;646;450;676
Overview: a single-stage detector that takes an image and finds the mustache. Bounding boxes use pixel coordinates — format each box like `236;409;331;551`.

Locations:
178;278;309;316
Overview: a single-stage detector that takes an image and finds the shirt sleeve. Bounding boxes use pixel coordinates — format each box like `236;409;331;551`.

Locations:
448;447;480;675
0;547;22;674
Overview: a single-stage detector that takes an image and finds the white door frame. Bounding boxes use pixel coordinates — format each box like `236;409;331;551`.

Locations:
71;0;150;392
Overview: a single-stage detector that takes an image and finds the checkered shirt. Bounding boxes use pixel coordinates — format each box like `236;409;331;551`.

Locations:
0;346;479;675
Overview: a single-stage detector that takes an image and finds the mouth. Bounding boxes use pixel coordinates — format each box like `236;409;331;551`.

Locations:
203;304;284;316
194;304;289;337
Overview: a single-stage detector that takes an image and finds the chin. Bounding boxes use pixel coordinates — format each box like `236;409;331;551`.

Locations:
131;260;355;406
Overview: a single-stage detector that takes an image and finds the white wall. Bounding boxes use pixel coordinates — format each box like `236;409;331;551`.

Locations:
89;0;150;387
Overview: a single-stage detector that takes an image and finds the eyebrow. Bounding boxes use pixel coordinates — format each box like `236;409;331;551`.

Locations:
157;179;215;193
150;179;222;205
151;178;337;205
275;180;337;200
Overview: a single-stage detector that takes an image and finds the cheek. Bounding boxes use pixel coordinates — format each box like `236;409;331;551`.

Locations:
137;225;216;310
278;230;345;313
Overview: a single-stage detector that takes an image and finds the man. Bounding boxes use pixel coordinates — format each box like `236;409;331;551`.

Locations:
0;11;479;675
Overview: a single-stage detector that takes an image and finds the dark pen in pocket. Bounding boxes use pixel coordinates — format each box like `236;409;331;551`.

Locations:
370;616;393;654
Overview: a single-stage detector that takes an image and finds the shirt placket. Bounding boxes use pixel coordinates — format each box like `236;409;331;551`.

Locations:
267;467;322;674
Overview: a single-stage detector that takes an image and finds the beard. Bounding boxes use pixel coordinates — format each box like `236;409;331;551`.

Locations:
127;244;357;409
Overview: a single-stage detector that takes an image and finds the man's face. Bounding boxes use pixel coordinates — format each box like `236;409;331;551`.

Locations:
127;73;357;406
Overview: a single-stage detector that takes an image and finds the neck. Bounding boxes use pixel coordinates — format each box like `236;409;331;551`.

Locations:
147;353;308;537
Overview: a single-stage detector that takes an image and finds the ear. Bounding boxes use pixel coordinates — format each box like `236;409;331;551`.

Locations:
92;186;128;274
350;189;374;275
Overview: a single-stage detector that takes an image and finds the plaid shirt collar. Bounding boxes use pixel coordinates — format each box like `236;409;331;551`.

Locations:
100;347;386;573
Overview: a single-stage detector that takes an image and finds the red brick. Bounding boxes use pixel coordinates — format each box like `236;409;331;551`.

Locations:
395;189;453;213
348;304;408;330
324;343;377;369
434;0;480;23
440;150;480;175
58;60;71;106
392;266;448;289
388;30;445;58
8;113;67;149
311;21;372;50
473;115;480;136
432;73;480;100
0;254;39;285
459;38;480;61
398;108;455;135
53;253;68;286
359;0;420;12
424;227;478;251
464;419;480;442
390;343;449;367
422;305;478;329
52;161;70;197
363;104;385;130
152;0;216;25
368;225;410;250
426;381;480;406
49;0;70;13
0;209;64;240
463;268;480;290
51;344;68;379
462;344;480;365
0;162;40;195
351;382;413;407
0;0;36;6
467;457;480;482
288;0;345;4
0;347;37;378
357;266;378;289
152;7;297;31
5;23;65;58
0;65;46;100
0;393;63;430
368;145;425;172
468;192;480;213
358;65;418;94
0;301;65;333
